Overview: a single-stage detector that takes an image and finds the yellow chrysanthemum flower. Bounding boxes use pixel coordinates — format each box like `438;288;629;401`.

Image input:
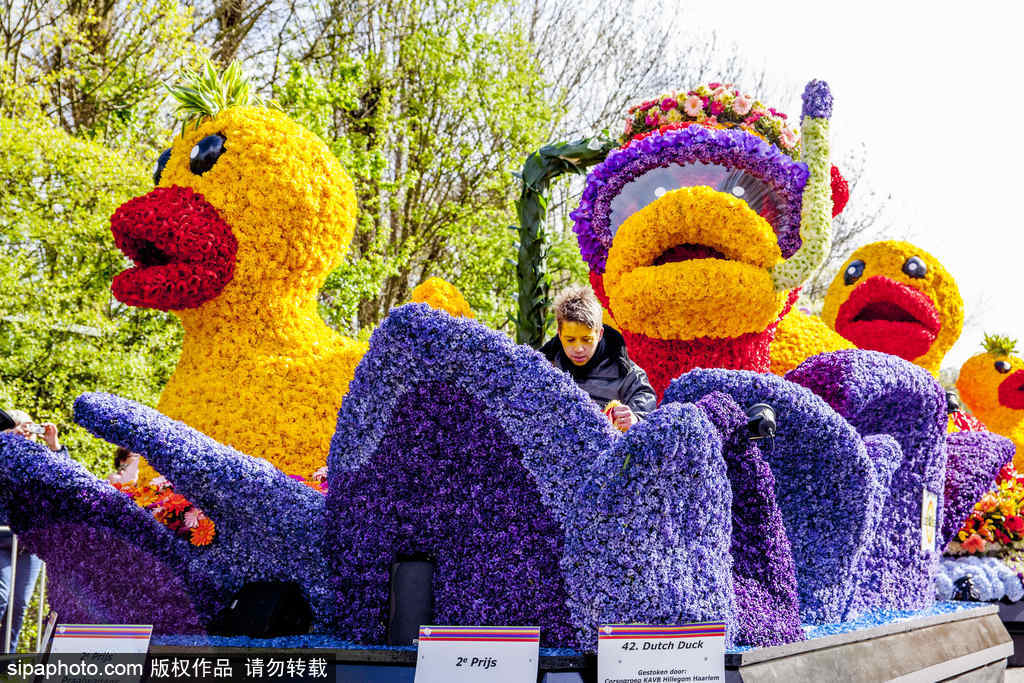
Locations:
769;309;855;376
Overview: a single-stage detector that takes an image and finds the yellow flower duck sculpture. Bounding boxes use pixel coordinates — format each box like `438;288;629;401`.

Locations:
958;335;1024;468
110;64;366;478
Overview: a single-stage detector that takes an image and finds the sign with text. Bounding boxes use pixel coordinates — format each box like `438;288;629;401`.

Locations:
597;622;725;683
48;625;152;683
50;624;152;654
414;625;540;682
922;489;938;551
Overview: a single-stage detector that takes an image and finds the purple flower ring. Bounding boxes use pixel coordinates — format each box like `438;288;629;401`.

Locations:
664;367;882;623
787;349;948;613
570;125;810;272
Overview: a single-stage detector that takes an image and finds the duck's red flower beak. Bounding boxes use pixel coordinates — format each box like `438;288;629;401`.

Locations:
111;186;238;311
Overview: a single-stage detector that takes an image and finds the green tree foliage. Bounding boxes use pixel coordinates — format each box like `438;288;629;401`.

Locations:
0;117;181;474
0;0;205;148
276;0;553;333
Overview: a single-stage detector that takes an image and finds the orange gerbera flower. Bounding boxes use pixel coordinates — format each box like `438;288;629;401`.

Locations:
190;517;216;546
962;534;986;553
162;494;192;514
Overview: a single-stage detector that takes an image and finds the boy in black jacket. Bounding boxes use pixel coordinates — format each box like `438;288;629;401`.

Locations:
540;286;656;431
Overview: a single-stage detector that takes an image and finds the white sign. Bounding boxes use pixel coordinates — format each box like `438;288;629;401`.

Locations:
414;625;540;682
47;624;152;683
597;622;725;683
922;489;938;551
50;624;152;654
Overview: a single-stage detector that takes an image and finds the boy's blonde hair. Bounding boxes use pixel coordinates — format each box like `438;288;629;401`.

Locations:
553;285;603;331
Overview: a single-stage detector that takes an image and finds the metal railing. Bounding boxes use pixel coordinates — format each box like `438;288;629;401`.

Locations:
2;526;47;654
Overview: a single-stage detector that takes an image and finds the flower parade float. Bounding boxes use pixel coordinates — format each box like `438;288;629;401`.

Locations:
0;71;1016;679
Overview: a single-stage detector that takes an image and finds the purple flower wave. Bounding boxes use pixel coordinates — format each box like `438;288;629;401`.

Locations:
695;392;803;646
787;349;947;613
664;366;883;623
941;430;1014;546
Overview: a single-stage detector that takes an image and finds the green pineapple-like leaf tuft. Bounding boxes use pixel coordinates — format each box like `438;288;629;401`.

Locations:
983;333;1018;357
165;61;274;132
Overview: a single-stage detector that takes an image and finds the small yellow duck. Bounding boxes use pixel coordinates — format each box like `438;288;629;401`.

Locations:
958;334;1024;468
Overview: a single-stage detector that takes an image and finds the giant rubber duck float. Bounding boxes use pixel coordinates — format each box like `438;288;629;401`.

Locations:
0;74;1013;652
770;240;964;378
821;240;963;376
571;82;844;397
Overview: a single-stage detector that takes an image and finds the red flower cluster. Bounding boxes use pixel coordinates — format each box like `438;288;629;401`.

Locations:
111;186;238;311
949;410;985;433
113;479;216;547
956;463;1024;552
830;165;849;217
833;276;941;362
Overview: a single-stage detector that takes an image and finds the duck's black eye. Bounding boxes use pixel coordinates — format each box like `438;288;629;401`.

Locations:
996;360;1012;374
153;148;171;185
902;256;927;279
189;134;227;176
843;259;865;285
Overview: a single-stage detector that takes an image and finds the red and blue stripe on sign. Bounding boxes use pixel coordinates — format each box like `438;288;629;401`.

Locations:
54;625;153;639
417;626;540;643
597;623;726;639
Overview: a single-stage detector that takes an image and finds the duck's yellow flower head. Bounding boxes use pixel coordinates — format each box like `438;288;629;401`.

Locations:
570;81;839;341
822;240;962;375
110;105;356;319
958;334;1024;425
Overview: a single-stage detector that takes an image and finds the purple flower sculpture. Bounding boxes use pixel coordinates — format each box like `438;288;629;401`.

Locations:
570;125;810;271
695;392;803;647
664;365;887;623
787;349;947;613
328;304;737;648
0;394;332;631
561;401;735;648
941;430;1014;546
0;432;205;631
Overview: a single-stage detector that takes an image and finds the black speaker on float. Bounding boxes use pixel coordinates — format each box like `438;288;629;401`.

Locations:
208;581;312;638
386;560;435;646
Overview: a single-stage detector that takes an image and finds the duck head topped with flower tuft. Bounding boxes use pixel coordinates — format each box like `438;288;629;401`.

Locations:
571;81;845;396
110;63;367;478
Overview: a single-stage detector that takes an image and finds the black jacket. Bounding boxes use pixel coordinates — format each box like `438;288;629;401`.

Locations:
540;325;657;417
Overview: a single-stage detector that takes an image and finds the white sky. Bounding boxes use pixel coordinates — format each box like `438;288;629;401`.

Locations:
675;0;1024;371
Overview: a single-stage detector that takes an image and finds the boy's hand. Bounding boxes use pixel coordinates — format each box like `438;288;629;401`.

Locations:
609;405;636;432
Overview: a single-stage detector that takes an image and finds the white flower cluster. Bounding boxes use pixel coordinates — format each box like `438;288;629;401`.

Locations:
935;556;1024;602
